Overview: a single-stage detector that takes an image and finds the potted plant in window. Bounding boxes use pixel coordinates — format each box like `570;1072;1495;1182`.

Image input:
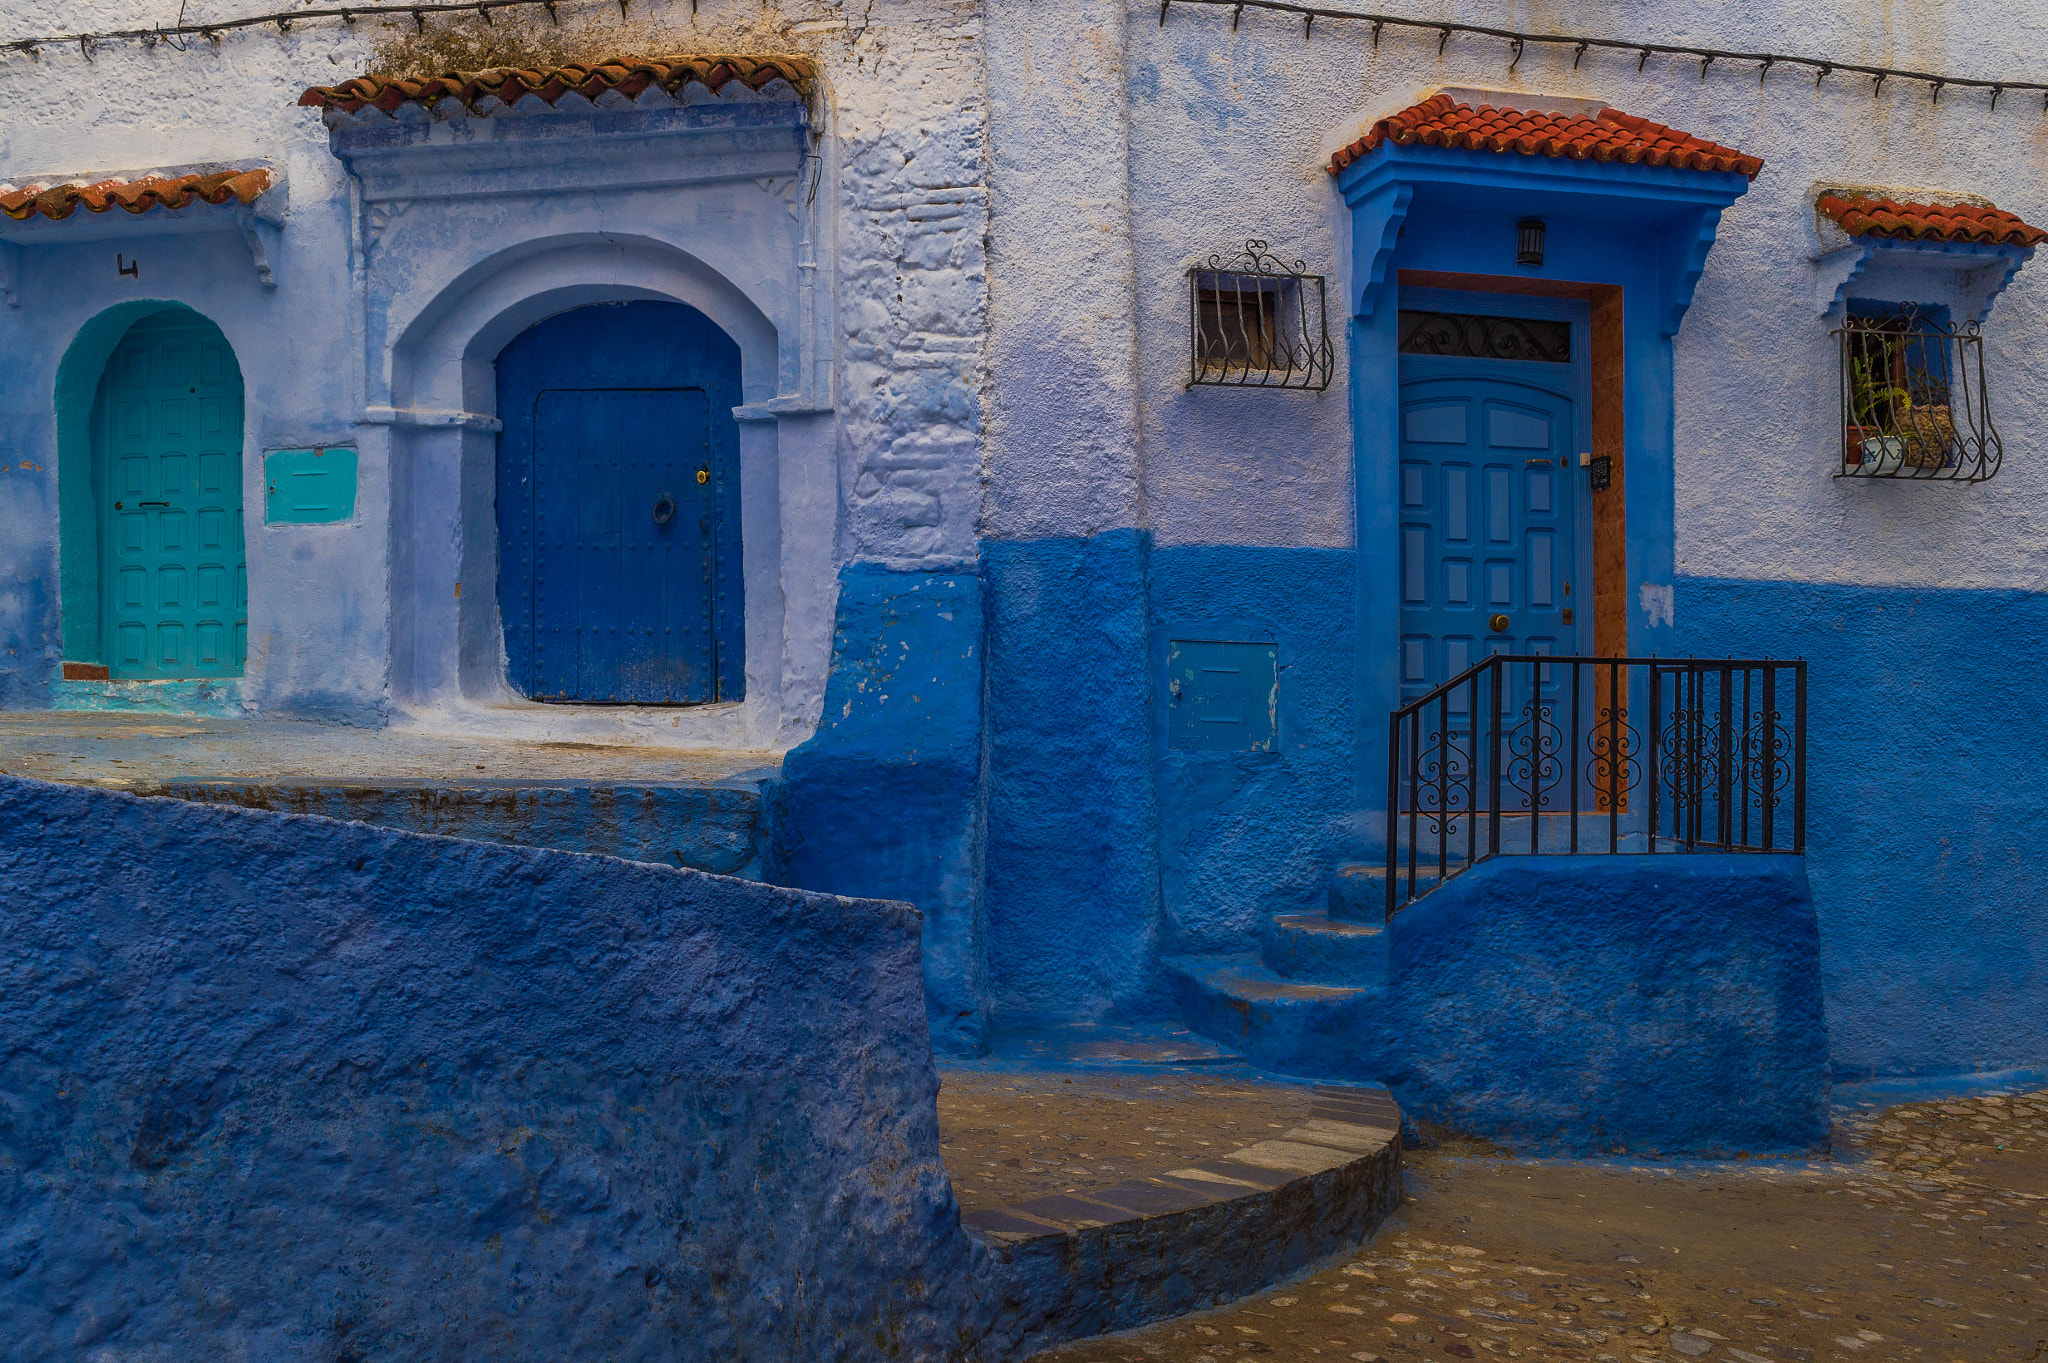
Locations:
1846;349;1910;475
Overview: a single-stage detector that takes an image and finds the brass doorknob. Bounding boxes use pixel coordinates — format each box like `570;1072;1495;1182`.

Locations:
1488;613;1510;634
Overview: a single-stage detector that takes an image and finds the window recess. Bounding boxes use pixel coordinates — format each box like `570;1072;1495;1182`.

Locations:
1187;240;1332;391
1834;304;1999;483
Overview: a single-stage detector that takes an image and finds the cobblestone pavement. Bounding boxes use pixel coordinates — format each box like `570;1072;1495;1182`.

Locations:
1019;1087;2048;1363
937;1069;1316;1211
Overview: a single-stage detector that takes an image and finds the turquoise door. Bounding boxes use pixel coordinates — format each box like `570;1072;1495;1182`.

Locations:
94;313;246;678
1396;361;1581;703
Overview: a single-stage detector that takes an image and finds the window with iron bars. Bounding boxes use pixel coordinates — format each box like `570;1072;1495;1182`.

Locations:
1187;240;1332;391
1834;303;2000;482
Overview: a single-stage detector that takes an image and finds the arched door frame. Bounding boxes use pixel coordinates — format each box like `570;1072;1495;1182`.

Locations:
53;301;244;672
376;233;831;749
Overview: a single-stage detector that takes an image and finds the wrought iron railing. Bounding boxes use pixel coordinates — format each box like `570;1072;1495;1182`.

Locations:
1187;239;1333;390
1386;655;1806;916
1835;307;2000;482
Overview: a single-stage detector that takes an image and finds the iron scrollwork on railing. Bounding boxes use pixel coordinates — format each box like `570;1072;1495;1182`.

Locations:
1187;239;1333;391
1386;655;1807;918
1834;303;2001;482
1397;311;1571;364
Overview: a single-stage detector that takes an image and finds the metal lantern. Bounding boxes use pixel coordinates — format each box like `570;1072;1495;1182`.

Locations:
1516;218;1546;266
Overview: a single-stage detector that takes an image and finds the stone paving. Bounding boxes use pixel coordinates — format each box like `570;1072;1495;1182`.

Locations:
937;1068;1318;1211
1008;1086;2048;1363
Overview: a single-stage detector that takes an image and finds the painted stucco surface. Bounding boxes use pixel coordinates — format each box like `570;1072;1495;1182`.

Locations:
779;562;990;1052
1385;854;1832;1155
1176;853;1830;1154
983;532;1164;1025
0;775;975;1359
1677;576;2048;1083
1149;544;1359;953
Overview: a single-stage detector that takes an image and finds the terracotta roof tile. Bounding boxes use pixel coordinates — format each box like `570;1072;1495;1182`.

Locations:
0;169;271;222
298;54;814;114
1328;92;1763;180
1816;193;2046;248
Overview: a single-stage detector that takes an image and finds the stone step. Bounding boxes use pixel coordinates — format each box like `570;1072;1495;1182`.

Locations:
1165;953;1383;1077
1260;913;1389;986
1326;861;1388;923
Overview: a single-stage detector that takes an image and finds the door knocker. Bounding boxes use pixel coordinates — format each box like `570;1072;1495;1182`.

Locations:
652;492;676;525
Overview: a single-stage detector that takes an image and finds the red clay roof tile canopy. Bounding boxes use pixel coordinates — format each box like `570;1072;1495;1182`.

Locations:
0;169;271;222
298;54;815;114
1328;92;1763;180
1816;193;2046;248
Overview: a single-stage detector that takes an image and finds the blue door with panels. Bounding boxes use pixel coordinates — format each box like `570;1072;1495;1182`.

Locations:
1396;309;1584;704
496;302;744;704
93;311;246;679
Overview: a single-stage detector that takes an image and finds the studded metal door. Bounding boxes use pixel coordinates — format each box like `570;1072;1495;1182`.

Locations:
95;312;246;679
496;302;744;704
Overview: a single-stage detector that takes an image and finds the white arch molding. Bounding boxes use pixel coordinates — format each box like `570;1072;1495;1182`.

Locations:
370;233;838;751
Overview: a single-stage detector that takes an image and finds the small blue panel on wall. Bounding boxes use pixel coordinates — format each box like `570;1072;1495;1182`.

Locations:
263;448;357;525
1168;640;1277;751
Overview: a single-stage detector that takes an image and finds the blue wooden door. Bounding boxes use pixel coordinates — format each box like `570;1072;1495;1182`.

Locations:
496;302;744;704
1397;364;1579;703
94;312;246;679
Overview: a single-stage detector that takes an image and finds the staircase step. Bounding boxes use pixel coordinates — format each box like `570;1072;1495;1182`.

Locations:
1327;861;1388;923
1165;953;1381;1077
1261;913;1389;985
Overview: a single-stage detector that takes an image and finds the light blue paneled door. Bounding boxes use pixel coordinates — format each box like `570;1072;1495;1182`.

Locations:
1396;366;1579;703
94;312;246;679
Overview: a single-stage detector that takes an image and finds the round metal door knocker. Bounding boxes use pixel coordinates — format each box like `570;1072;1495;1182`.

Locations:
652;492;676;525
1488;613;1510;634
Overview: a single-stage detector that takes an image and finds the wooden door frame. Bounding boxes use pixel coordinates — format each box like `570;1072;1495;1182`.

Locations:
1400;270;1626;658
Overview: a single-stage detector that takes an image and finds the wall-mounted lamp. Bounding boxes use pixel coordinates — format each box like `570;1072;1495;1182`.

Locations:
1516;218;1546;267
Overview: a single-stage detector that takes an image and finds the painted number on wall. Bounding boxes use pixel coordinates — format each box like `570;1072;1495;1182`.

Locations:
1167;640;1278;752
263;448;358;525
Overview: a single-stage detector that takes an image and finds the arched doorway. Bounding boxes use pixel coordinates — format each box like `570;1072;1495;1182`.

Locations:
86;310;247;679
494;300;744;704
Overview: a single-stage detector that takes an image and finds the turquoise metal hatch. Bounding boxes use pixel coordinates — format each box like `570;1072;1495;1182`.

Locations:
1167;639;1278;751
264;448;357;524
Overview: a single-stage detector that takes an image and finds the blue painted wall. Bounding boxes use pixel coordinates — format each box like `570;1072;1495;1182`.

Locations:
0;775;978;1359
779;563;990;1053
1148;544;1358;954
1677;576;2048;1083
983;532;1165;1025
1385;853;1831;1155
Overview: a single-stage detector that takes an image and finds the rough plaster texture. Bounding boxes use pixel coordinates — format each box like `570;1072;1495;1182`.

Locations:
1148;544;1359;952
1176;854;1831;1155
1678;576;2048;1083
0;774;975;1360
983;533;1164;1025
779;562;990;1053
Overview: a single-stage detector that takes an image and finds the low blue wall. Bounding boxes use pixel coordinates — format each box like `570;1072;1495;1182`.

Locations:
0;776;975;1360
779;563;990;1053
1386;853;1831;1154
1677;576;2048;1083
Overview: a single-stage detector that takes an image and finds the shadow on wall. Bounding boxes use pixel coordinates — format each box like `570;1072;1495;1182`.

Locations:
0;776;975;1358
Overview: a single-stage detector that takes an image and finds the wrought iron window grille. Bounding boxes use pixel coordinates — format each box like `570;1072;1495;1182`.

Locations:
1386;654;1807;917
1187;240;1333;390
1834;305;2000;482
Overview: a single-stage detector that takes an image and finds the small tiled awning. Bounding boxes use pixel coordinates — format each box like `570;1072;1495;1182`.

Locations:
0;169;271;222
1329;92;1762;179
298;54;815;114
1815;193;2046;248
